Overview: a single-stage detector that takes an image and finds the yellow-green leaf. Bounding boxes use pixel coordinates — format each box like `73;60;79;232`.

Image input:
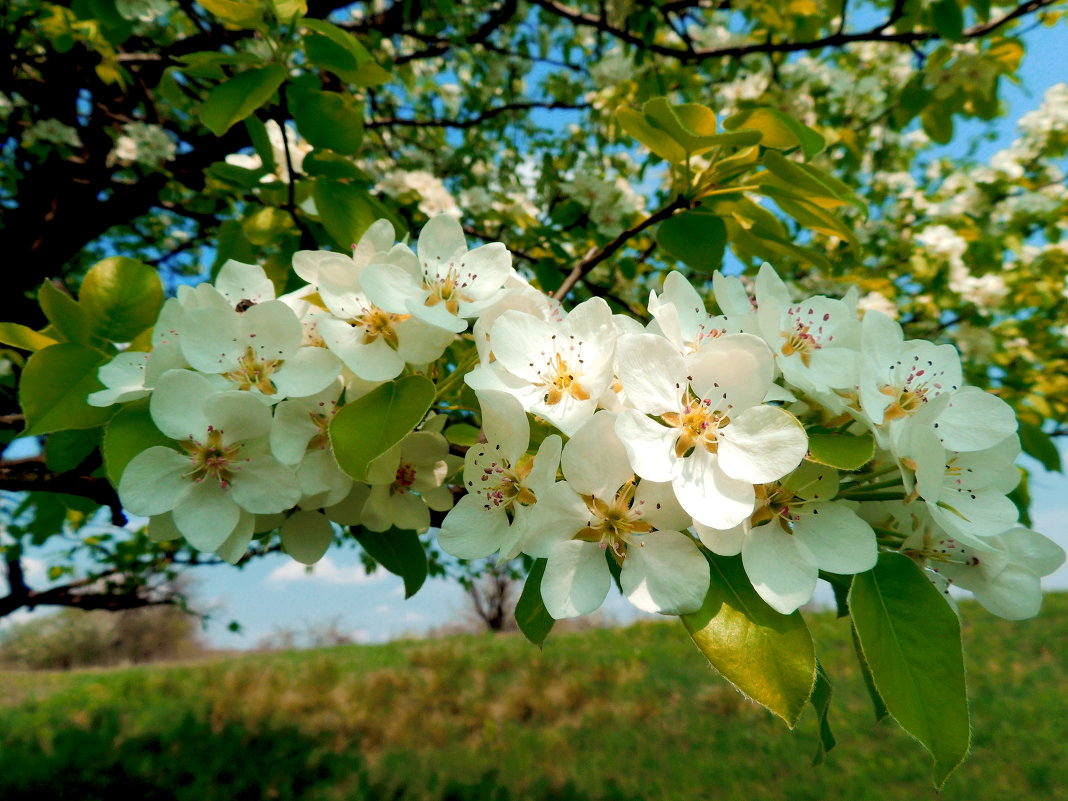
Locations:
79;257;164;342
682;551;816;727
0;323;57;352
200;63;286;136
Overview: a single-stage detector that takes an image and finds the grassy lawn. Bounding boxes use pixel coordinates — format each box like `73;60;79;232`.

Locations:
1;593;1065;800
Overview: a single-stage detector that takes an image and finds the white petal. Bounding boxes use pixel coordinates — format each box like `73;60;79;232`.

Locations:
418;214;467;264
203;390;272;445
395;317;455;364
147;513;183;542
150;370;214;441
391;492;430;532
476;390;530;465
615;409;680;482
562;411;633;499
741;523;818;614
1002;528;1066;577
173;480;241;552
178;307;242;373
615;333;687;415
230;454;301;513
934;387;1017;452
718;405;807;484
687;334;774;411
634;479;691;531
215;260;274;305
118;446;193;516
971;565;1044;620
240;300;303;363
323;482;370;526
272;347;342;398
694;520;746;556
270;399;321;464
281;510;335;565
521;481;588;557
674;448;755;529
527;434;563;496
541;539;612;619
792;503;878;575
621;531;709;615
215;512;255;564
438;494;512;559
361;262;425;314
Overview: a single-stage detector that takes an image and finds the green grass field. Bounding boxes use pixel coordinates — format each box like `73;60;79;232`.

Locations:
2;593;1066;801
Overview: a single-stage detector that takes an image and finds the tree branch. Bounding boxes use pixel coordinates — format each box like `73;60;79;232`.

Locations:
529;0;1058;62
552;195;690;299
0;457;126;526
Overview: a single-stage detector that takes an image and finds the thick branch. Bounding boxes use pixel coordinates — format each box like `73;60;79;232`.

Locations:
553;195;690;299
0;573;172;618
529;0;1058;62
0;458;126;525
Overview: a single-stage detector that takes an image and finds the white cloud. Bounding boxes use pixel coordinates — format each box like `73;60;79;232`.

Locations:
266;557;385;586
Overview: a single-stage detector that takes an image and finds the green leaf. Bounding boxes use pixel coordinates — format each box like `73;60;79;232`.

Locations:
657;209;726;272
39;280;90;344
103;398;175;484
851;623;890;723
681;552;816;727
354;527;427;598
0;323;57;352
810;660;836;766
245;116;277;174
921;108;954;144
1018;420;1061;473
617;106;686;162
724;107;825;159
20;344;113;436
268;0;306;20
200;63;286;136
515;558;555;647
45;428;100;473
444;423;480;447
932;0;965;40
313;178;400;249
79;257;164;343
641;98;760;154
198;0;265;28
303;149;368;180
330;375;435;481
301;18;374;63
291;89;364;155
304;33;365;83
850;552;970;787
807;433;875;471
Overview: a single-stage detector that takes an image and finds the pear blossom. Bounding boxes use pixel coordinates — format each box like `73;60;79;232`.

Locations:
647;271;742;355
614;332;808;529
904;525;1065;620
117;370;301;552
438;390;561;561
525;411;707;618
361;215;515;334
467;297;617;435
361;430;461;533
911;429;1022;548
695;462;877;614
177;297;341;401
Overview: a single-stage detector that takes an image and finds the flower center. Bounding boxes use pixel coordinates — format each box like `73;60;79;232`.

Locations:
307;400;338;450
575;481;652;559
662;396;729;458
356;305;410;347
468;450;537;511
392;462;417;494
879;384;928;421
780;322;820;366
182;427;242;488
424;263;474;315
223;346;282;395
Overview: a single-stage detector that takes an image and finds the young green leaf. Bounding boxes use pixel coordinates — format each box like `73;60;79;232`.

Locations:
515;558;555;647
850;553;970;788
807;433;875;471
79;257;164;343
657;208;727;272
724;107;825;159
354;526;427;598
44;428;101;473
38;280;90;344
200;63;287;136
682;551;816;728
330;375;435;481
291;89;364;155
0;323;57;352
810;660;836;766
20;344;113;436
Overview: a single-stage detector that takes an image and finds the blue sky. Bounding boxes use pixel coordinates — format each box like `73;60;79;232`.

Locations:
3;19;1067;648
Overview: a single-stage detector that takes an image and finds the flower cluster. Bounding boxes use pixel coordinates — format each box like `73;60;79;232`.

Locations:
95;215;1063;621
